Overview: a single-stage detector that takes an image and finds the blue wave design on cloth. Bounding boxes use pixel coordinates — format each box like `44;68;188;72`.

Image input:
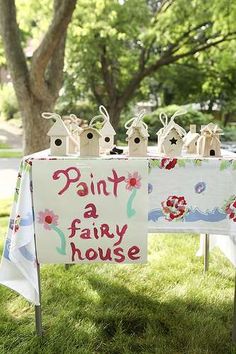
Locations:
20;213;33;226
148;208;227;222
3;238;11;260
9;212;33;230
19;246;35;262
148;209;164;221
184;208;226;222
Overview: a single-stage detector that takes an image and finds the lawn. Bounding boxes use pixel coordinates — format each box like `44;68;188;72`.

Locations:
0;150;22;158
0;199;236;353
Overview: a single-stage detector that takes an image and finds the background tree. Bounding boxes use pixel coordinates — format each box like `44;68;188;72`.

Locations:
0;0;77;154
64;0;236;131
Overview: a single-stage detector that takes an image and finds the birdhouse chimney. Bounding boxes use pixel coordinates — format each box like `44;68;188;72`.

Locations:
190;124;196;133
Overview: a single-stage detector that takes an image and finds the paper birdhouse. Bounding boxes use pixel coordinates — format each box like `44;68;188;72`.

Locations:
197;123;223;157
183;124;200;154
156;111;186;157
125;111;149;157
79;127;101;157
43;112;71;156
98;106;116;151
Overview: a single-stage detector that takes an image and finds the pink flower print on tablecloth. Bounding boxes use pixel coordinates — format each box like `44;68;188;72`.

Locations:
225;196;236;222
160;158;178;170
125;172;142;191
37;209;59;230
161;195;188;221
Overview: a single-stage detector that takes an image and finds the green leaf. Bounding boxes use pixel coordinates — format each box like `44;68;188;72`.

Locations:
220;160;231;171
177;159;186;167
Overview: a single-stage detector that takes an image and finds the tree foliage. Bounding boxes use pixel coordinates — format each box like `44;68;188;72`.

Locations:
63;0;236;129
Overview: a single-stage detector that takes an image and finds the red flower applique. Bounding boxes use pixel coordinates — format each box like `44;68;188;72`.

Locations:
161;195;188;221
225;196;236;222
160;158;178;170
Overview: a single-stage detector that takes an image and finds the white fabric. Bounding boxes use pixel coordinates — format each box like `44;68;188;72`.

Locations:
148;158;236;235
1;149;236;305
0;159;39;305
197;234;236;267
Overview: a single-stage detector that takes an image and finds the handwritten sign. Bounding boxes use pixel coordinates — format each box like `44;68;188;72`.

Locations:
32;159;148;263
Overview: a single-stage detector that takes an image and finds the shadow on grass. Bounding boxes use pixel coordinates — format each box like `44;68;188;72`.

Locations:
1;263;234;354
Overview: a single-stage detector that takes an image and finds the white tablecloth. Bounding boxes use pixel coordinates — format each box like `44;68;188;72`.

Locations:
1;149;236;305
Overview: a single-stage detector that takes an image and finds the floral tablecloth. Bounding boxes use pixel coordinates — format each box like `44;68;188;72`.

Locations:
1;150;236;305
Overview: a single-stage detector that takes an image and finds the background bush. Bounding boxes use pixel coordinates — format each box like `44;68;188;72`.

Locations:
0;83;18;120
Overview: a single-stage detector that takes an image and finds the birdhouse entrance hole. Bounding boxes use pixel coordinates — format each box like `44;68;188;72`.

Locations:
87;133;93;139
105;137;110;142
55;139;62;146
134;137;140;144
210;149;215;156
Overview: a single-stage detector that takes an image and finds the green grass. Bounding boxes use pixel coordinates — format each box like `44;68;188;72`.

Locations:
0;150;22;158
0;198;236;353
0;142;10;149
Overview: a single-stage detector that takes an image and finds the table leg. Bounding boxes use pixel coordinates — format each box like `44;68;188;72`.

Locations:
232;273;236;343
204;234;210;273
35;262;43;336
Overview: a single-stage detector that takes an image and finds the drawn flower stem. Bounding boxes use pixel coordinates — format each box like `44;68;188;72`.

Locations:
127;188;137;218
51;224;66;255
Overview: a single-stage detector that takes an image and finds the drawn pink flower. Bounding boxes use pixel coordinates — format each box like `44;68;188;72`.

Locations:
225;196;236;222
161;195;188;221
37;209;59;230
126;172;142;191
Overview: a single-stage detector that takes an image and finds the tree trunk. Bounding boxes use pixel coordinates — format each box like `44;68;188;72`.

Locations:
0;0;77;155
223;112;231;127
20;95;54;154
108;103;123;133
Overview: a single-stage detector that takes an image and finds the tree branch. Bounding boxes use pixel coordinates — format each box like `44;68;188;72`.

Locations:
46;34;66;100
30;0;77;100
90;81;103;106
100;44;117;99
120;32;236;107
145;33;236;76
0;0;30;101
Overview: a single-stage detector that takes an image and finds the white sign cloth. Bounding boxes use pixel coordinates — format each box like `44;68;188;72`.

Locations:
32;159;148;264
1;150;236;305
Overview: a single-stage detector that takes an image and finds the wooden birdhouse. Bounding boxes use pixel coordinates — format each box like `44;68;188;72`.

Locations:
79;127;102;157
183;125;200;154
43;112;70;156
197;123;223;157
125;110;149;157
98;106;116;151
64;114;82;154
126;126;149;156
156;111;186;157
100;121;116;151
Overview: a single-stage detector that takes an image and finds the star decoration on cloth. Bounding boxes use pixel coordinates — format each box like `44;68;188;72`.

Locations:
170;137;178;145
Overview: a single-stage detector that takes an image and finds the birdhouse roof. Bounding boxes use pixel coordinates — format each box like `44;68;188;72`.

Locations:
127;125;149;140
159;121;186;139
100;121;116;135
183;132;200;147
47;118;70;137
201;123;223;134
79;126;102;137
